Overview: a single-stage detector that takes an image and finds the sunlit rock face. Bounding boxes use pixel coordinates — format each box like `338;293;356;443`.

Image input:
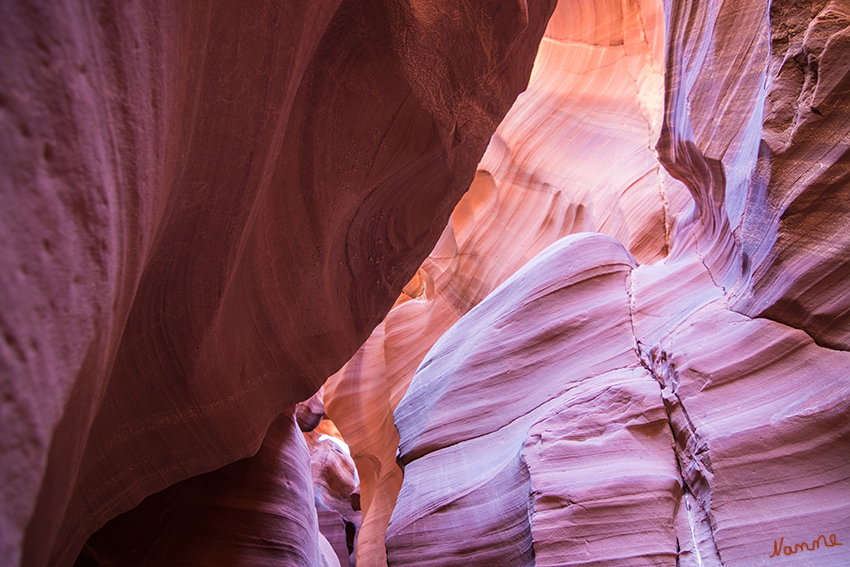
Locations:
3;0;849;565
389;233;682;566
322;0;695;564
0;1;555;566
381;0;850;566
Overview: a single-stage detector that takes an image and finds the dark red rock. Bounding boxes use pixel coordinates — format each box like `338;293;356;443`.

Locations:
74;412;336;567
0;1;555;566
296;387;326;433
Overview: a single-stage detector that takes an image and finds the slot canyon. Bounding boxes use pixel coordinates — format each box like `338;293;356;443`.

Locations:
1;0;849;566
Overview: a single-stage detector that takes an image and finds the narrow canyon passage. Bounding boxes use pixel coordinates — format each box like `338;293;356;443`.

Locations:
2;0;849;566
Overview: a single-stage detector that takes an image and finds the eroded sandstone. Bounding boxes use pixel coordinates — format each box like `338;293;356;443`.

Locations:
0;1;555;565
2;0;849;565
385;0;850;565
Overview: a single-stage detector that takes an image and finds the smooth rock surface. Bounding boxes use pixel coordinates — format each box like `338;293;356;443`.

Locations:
322;1;693;562
386;0;850;565
388;233;684;566
637;296;850;566
389;239;850;566
304;420;361;567
75;412;339;567
3;0;850;564
385;235;679;567
0;1;555;565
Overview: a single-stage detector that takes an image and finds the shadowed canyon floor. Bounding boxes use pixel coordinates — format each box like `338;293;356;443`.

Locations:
2;0;849;566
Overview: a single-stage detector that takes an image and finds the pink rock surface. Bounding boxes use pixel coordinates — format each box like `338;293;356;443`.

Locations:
322;0;693;562
387;233;686;566
731;0;850;350
637;297;850;566
385;0;850;565
394;234;638;462
389;241;850;566
3;0;850;564
522;366;681;566
75;411;339;567
0;1;554;566
304;422;361;567
297;387;327;434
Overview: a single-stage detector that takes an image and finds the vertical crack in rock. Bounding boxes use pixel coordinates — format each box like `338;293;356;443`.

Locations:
521;453;538;567
683;493;704;567
658;164;673;258
649;350;724;567
625;270;644;367
694;247;727;296
626;271;724;567
676;537;682;567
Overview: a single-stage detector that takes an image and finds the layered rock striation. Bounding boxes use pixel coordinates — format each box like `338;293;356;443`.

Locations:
385;0;850;565
322;0;694;563
0;1;555;566
2;0;849;565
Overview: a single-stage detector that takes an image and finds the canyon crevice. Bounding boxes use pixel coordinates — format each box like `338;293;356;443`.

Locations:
2;0;849;566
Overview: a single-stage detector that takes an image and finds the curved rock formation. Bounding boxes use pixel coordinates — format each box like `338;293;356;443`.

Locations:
3;0;849;564
0;1;555;566
389;232;850;566
388;233;681;566
730;0;850;350
304;418;362;567
75;411;339;567
322;1;694;563
385;0;850;565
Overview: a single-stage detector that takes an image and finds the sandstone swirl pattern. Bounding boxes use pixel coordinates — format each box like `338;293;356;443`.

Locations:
382;0;850;565
1;0;849;565
366;2;850;565
0;1;554;566
322;1;693;563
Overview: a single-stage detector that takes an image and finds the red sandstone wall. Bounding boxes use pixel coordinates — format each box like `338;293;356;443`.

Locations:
0;1;555;565
385;0;850;565
2;0;849;565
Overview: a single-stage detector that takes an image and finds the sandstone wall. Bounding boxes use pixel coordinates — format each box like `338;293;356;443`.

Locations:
0;1;555;565
385;0;850;565
2;0;849;565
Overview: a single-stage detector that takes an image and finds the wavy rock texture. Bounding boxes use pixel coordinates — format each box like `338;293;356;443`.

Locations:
731;0;850;350
3;0;850;565
322;1;694;563
304;418;362;567
387;233;685;566
75;411;340;567
390;235;850;566
635;293;850;566
386;0;850;565
0;1;555;566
